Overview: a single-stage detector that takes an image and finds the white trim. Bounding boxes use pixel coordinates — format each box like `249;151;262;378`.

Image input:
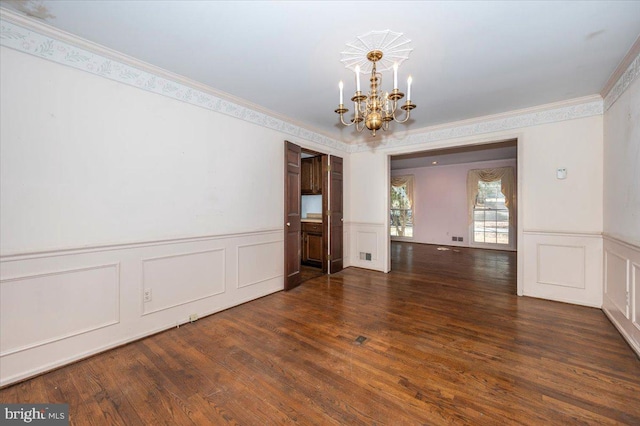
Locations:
523;230;603;238
602;35;640;111
603;233;640;251
603;308;640;357
0;228;282;261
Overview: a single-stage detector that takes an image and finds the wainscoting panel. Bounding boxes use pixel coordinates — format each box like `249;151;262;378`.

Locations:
142;249;226;315
237;240;283;288
537;244;585;289
0;229;283;386
347;222;387;272
603;235;640;356
343;223;351;268
604;249;630;319
634;262;640;329
0;264;120;356
523;231;602;307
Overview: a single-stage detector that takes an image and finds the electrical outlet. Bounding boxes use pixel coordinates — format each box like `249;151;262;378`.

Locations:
452;236;457;241
189;313;199;322
143;288;152;302
458;237;463;242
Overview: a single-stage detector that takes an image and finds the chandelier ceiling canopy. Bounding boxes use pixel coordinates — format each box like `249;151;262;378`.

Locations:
340;30;413;74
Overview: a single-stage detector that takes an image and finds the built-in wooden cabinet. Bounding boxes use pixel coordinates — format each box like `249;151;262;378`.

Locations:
301;157;322;195
302;222;323;266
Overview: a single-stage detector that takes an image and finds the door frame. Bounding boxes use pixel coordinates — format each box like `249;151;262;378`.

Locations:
385;136;524;296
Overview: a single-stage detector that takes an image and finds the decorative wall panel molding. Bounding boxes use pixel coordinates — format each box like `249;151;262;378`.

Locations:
633;262;640;330
236;240;283;288
0;228;283;386
536;244;585;289
602;236;640;357
0;263;120;356
0;15;350;153
604;249;630;318
348;222;387;272
523;231;602;307
141;249;226;315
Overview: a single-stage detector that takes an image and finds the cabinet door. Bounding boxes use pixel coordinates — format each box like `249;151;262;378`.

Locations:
307;233;323;264
312;157;323;194
301;158;314;194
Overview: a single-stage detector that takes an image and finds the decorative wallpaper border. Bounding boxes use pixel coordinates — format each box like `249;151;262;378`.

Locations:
349;99;604;152
603;51;640;112
1;11;632;155
0;17;351;153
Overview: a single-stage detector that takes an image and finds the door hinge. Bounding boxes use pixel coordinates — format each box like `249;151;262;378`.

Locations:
326;210;331;216
326;164;332;172
328;254;332;260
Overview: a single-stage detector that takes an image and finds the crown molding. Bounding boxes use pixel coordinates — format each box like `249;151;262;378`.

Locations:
0;8;350;153
602;37;640;112
601;35;640;100
348;95;603;153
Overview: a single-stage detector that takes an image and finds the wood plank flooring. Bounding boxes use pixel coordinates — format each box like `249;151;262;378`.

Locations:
2;242;639;425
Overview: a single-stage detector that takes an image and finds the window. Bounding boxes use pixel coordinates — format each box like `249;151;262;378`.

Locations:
390;175;414;237
473;180;509;244
467;167;515;248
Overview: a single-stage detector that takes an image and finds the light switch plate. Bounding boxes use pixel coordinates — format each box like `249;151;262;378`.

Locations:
556;168;567;179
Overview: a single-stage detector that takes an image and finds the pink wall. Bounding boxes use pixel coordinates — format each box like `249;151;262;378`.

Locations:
391;159;517;248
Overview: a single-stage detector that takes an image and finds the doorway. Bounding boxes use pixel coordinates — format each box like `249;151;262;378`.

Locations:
388;139;520;294
284;141;344;290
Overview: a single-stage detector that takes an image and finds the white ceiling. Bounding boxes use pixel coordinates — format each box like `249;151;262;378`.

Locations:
3;1;640;144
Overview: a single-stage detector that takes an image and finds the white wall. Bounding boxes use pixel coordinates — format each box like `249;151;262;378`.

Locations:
345;150;389;271
0;46;347;385
349;113;604;307
0;46;286;253
391;159;516;248
301;195;322;218
602;58;640;356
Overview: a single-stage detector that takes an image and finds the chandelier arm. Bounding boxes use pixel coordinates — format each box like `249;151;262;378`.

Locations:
392;103;416;124
339;113;355;127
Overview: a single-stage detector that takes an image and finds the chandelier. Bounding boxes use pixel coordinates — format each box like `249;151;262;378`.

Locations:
334;31;416;137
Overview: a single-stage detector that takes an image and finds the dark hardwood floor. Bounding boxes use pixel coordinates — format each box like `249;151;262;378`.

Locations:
300;264;324;283
2;242;639;425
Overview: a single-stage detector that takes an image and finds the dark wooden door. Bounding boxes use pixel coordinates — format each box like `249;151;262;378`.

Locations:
284;141;301;290
328;155;344;273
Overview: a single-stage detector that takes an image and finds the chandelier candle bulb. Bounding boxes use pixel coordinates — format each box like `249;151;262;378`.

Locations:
407;76;412;101
339;81;344;105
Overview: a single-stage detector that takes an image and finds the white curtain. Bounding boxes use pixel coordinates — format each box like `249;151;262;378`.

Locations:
390;175;414;208
467;167;516;225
